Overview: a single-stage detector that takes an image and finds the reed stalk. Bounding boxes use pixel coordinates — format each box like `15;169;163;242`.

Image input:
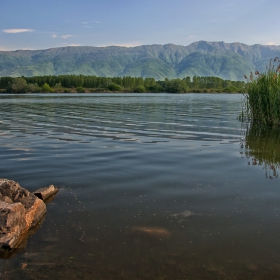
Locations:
243;58;280;125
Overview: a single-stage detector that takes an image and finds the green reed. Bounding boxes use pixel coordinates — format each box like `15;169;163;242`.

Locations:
243;58;280;125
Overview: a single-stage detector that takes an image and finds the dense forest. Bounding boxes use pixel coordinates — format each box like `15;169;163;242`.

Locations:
0;75;246;93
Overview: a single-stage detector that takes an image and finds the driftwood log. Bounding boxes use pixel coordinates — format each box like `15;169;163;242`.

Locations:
0;179;58;257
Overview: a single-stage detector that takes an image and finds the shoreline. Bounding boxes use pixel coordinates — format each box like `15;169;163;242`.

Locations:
0;90;242;94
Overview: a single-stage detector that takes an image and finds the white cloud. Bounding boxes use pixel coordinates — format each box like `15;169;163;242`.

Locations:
61;43;81;47
0;46;36;51
82;20;99;28
0;46;9;51
61;34;73;39
83;20;100;24
51;34;75;39
266;42;276;46
100;41;141;48
3;29;34;34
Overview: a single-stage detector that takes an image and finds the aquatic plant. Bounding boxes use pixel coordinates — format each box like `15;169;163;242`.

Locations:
242;58;280;125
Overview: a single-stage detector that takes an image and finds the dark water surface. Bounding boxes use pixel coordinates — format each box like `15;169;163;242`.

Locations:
0;93;280;279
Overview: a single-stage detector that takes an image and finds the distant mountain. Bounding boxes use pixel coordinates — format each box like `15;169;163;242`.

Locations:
1;41;280;80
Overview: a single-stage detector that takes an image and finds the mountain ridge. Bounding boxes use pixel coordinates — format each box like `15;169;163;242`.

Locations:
1;41;280;80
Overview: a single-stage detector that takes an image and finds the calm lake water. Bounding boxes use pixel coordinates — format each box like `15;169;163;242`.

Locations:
0;93;280;279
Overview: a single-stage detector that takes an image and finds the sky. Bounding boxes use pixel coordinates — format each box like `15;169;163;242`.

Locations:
1;0;279;51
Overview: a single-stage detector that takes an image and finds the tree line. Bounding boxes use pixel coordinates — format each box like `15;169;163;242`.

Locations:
0;75;246;93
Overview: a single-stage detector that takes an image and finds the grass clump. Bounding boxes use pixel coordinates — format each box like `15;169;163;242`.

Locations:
243;58;280;125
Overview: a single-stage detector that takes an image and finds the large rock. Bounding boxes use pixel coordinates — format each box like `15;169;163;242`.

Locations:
0;202;27;249
0;179;47;250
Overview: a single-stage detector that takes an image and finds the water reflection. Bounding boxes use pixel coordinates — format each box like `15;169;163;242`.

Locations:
241;122;280;178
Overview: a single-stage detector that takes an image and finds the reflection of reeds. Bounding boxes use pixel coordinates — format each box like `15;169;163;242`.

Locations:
243;58;280;125
241;122;280;178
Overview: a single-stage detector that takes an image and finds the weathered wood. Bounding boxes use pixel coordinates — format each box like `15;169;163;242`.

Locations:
33;185;59;202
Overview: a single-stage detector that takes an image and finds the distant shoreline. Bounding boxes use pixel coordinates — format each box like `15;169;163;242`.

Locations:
0;75;245;94
0;90;241;94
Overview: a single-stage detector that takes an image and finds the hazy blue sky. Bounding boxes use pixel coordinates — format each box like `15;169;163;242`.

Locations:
1;0;279;50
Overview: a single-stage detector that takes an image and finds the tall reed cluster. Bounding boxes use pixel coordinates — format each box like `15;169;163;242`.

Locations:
243;58;280;125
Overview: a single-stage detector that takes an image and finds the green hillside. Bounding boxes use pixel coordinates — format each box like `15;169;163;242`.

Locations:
1;41;280;80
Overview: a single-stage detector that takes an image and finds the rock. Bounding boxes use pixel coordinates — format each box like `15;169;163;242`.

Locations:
1;196;13;204
0;179;47;252
131;226;171;238
0;179;30;203
33;185;59;202
21;195;46;229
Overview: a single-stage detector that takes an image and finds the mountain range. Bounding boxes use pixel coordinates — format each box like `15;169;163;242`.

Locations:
1;41;280;81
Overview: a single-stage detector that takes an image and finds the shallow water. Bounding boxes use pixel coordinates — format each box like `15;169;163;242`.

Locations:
0;93;280;279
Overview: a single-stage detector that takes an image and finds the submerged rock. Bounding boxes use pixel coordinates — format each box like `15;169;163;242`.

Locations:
132;226;171;238
169;210;202;223
0;179;57;257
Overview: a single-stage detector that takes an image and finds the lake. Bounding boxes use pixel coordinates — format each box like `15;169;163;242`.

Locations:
0;93;279;279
